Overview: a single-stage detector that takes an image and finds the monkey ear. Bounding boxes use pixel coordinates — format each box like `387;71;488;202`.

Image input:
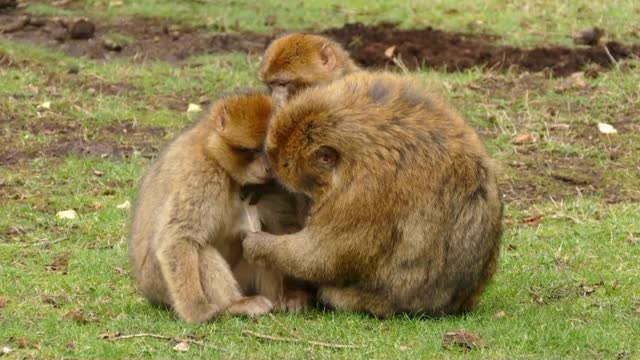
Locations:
216;109;228;132
319;43;337;71
316;146;339;169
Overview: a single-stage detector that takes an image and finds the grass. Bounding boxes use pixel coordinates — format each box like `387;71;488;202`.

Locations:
2;0;640;359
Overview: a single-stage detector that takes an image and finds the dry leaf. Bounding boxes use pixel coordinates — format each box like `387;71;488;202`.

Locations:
523;214;542;226
384;45;396;59
117;200;131;209
45;252;71;272
0;296;6;308
572;27;604;46
442;330;485;349
15;337;30;349
93;201;103;210
597;122;618;134
566;72;587;89
110;0;124;7
495;310;506;318
93;170;104;177
580;285;595;296
38;101;51;110
512;133;536;145
66;309;99;324
56;209;78;220
43;295;63;307
173;340;190;352
187;103;203;113
549;123;570;130
1;346;13;355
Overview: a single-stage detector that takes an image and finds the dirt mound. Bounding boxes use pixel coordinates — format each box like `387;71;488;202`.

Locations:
2;13;639;76
324;23;639;76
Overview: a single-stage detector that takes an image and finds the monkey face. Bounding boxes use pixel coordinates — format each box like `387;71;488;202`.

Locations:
241;151;271;185
265;141;339;198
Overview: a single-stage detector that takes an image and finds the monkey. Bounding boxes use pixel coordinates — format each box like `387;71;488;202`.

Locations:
242;72;503;318
259;33;361;108
129;92;296;323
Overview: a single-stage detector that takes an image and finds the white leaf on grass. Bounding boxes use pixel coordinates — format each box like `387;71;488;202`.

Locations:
117;200;131;209
2;346;13;355
38;101;51;110
597;122;618;134
384;45;396;58
187;103;203;113
56;209;78;220
173;341;190;352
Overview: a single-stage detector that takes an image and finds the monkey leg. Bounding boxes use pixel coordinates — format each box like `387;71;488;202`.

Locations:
319;286;395;318
233;258;309;313
200;247;274;318
156;237;221;323
243;231;350;284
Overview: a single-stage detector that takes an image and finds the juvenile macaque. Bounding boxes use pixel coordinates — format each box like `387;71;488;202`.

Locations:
129;93;296;323
243;72;503;317
259;33;360;107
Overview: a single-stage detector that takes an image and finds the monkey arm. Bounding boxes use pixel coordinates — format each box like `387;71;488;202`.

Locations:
242;230;350;284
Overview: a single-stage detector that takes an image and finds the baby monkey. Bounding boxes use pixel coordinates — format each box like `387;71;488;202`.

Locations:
129;93;286;323
243;72;503;318
260;33;360;107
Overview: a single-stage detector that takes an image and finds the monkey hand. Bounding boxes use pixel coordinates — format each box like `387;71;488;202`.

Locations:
242;232;273;266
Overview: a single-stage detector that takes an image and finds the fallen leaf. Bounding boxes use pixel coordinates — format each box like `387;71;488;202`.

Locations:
93;170;104;177
398;345;410;351
495;310;506;318
110;0;124;7
186;103;203;113
37;101;51;110
117;200;131;209
572;27;605;46
173;340;190;352
15;337;30;349
1;346;13;355
384;45;396;59
598;122;618;134
580;285;595;296
93;201;103;210
66;309;99;324
43;295;63;307
549;123;570;130
56;209;78;220
566;72;587;89
523;214;542;226
0;296;6;308
442;330;485;349
512;133;536;145
45;252;71;272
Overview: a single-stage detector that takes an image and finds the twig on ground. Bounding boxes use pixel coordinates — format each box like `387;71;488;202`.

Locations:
390;54;410;74
241;329;362;349
100;332;222;351
268;313;300;339
602;45;619;67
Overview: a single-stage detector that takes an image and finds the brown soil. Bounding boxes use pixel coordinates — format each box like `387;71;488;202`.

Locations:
0;118;165;166
1;13;639;76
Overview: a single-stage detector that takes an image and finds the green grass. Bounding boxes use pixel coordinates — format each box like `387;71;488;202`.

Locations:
2;0;640;359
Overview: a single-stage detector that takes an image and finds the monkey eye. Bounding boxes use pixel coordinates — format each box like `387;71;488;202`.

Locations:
232;146;261;157
316;146;339;170
269;80;288;88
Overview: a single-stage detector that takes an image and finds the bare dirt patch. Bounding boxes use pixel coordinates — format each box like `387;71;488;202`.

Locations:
2;12;639;76
0;118;165;166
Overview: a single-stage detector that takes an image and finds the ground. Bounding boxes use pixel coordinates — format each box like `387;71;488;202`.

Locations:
1;0;639;359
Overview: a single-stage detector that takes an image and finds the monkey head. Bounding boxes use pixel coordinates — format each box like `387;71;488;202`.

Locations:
259;33;359;108
209;93;274;185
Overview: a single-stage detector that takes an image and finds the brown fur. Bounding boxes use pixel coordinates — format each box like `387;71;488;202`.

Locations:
243;72;503;317
259;33;360;106
129;93;299;323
